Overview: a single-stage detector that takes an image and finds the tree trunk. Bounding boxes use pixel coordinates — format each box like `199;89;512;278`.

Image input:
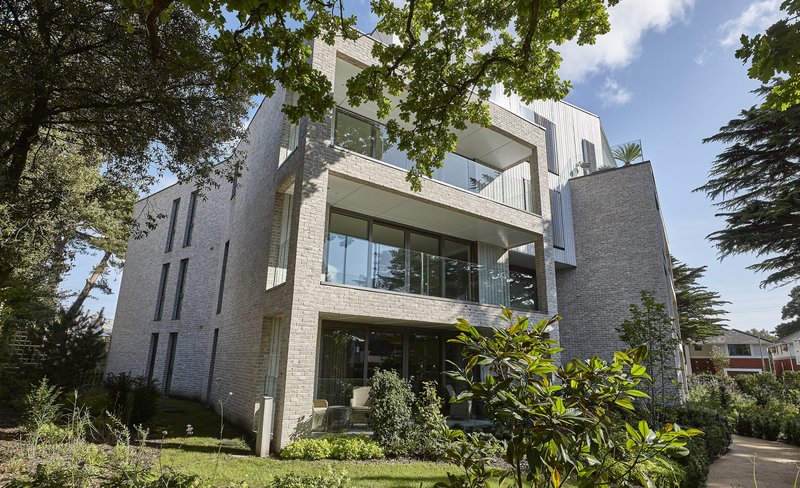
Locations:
67;251;111;317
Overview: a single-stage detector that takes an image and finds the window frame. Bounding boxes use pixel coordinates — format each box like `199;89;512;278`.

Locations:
165;198;180;252
172;258;189;320
182;191;198;248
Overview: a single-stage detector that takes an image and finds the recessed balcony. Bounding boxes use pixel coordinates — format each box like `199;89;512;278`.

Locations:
332;58;537;213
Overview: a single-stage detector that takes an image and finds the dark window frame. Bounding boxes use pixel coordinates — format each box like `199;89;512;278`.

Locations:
172;259;188;320
182;191;198;247
325;207;477;299
146;333;159;383
216;241;229;314
164;332;178;395
728;344;752;356
206;329;219;401
165;198;180;252
154;263;170;321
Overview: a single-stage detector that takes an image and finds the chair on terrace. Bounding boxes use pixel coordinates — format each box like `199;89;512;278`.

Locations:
350;386;370;426
312;399;328;431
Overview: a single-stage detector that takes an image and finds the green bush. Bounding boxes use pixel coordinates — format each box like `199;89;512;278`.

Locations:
671;404;731;459
735;373;781;406
280;436;384;460
104;373;158;426
267;467;350;488
639;455;687;488
784;416;800;446
23;378;62;432
412;381;447;460
736;411;754;437
679;436;710;488
368;369;416;456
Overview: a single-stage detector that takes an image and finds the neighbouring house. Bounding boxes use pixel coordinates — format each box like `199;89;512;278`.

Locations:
685;329;773;376
105;34;682;450
769;330;800;374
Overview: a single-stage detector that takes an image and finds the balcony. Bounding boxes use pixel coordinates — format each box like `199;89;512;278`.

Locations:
324;210;539;311
333;107;533;212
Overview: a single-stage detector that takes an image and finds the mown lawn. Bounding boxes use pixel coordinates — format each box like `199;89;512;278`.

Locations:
145;397;451;487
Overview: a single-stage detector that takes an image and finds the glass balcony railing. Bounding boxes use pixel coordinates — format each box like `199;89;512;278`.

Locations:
325;232;538;310
333;107;533;212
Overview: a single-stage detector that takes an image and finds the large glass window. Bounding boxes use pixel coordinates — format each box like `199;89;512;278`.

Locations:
317;324;459;406
443;240;472;300
318;328;366;406
409;232;441;297
728;344;752;356
372;224;406;292
324;210;493;305
326;213;369;286
408;334;441;389
367;331;404;377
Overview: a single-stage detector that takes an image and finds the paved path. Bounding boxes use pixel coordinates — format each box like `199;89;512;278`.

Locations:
708;434;800;487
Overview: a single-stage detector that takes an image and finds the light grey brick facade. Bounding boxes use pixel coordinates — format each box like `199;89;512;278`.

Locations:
106;35;681;451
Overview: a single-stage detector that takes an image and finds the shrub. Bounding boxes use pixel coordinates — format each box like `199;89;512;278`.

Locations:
281;436;384;460
267;467;350;488
784;416;800;446
639;455;687;488
412;381;447;460
679;436;710;488
735;373;780;406
368;369;415;456
669;404;731;459
23;378;62;432
104;373;158;426
736;411;754;437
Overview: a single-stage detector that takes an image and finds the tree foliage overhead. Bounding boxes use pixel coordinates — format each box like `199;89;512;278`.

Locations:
697;97;800;288
777;285;800;338
737;0;800;110
672;257;728;342
125;0;621;190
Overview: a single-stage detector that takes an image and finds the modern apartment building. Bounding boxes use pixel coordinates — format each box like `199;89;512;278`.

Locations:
106;34;681;450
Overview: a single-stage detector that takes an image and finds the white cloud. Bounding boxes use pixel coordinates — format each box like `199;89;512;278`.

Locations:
557;0;694;82
693;47;711;66
719;0;782;48
598;78;632;106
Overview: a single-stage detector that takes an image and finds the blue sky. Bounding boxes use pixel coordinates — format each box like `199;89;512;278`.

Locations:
60;0;793;333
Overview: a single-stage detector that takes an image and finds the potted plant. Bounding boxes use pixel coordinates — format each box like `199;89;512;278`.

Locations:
612;141;643;166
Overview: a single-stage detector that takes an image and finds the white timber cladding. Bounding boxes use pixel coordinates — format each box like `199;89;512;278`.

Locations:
489;89;616;266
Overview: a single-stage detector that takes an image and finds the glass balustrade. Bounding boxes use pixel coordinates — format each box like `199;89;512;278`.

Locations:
333;107;533;211
325;231;537;310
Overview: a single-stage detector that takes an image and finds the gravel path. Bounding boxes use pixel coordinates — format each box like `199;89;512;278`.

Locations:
708;434;800;487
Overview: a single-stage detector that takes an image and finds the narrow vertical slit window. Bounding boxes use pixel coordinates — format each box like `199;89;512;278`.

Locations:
273;194;293;287
550;189;565;250
154;263;170;321
216;241;229;314
206;329;219;401
165;198;180;252
164;332;178;395
183;191;198;247
231;161;240;199
173;259;188;320
146;333;159;383
581;139;597;173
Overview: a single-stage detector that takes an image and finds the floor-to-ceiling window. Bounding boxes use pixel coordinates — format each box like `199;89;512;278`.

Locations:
324;209;478;302
317;322;459;406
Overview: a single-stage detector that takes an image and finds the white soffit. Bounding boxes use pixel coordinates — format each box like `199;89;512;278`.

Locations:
333;58;531;171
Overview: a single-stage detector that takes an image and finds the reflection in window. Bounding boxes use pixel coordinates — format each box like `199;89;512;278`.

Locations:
408;334;441;389
326;213;369;286
728;344;751;356
509;265;537;311
372;224;406;292
368;331;404;377
318;328;366;406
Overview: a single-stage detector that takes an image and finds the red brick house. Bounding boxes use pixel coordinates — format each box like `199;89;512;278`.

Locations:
686;329;773;376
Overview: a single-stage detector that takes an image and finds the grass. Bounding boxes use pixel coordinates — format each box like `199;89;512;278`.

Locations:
145;397;451;487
